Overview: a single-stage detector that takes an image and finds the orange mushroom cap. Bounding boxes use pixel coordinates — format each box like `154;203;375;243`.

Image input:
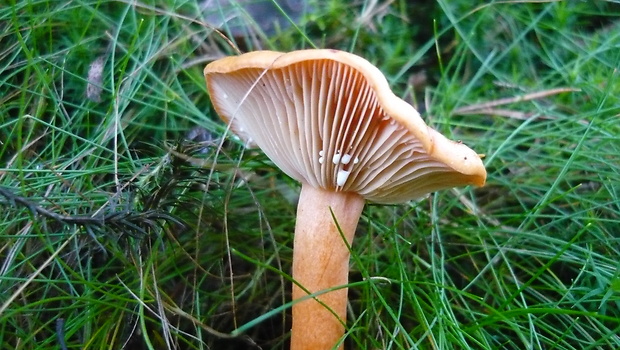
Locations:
205;49;486;203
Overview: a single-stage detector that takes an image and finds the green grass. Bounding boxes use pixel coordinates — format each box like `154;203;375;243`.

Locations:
1;0;619;349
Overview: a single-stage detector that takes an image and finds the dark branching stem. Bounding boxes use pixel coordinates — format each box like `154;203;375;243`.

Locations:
56;318;68;350
0;186;184;239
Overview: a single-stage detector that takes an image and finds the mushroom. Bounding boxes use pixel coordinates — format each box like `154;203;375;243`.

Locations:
204;49;487;350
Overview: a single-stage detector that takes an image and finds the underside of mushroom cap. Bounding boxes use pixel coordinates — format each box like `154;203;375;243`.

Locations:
205;49;486;203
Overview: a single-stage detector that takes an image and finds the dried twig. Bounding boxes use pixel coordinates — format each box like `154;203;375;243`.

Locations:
0;187;184;239
452;87;580;115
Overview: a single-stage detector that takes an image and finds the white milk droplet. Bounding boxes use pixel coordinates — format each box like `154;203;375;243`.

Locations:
332;152;342;164
341;154;352;164
336;170;351;186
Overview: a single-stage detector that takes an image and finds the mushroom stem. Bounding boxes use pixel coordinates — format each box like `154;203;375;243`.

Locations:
291;185;365;350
